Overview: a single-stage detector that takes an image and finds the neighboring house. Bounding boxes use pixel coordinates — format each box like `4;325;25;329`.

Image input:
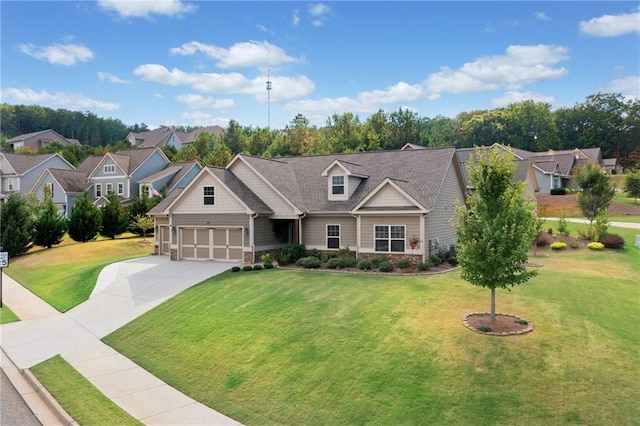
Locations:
137;161;202;197
30;168;89;217
127;126;224;150
85;147;170;202
0;153;74;198
6;129;80;151
150;148;467;264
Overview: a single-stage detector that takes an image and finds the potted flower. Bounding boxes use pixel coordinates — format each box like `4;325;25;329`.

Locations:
409;235;420;250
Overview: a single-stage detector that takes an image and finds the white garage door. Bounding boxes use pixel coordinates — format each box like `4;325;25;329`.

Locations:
180;227;243;261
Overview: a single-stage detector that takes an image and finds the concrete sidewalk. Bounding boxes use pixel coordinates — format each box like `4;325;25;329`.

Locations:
0;256;242;425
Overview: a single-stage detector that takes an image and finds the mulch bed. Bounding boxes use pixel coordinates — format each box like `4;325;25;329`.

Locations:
462;312;533;336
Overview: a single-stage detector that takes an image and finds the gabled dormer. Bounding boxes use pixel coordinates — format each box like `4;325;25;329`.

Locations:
321;160;369;201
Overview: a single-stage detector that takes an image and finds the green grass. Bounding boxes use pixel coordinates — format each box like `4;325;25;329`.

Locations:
0;304;20;324
105;239;640;425
5;237;152;312
614;188;640;207
30;355;141;426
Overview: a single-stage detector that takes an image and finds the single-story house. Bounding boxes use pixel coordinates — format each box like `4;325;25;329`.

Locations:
150;147;467;264
6;129;80;151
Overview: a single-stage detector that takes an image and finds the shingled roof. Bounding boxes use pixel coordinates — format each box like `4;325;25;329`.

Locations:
1;153;67;175
236;147;459;212
46;169;89;193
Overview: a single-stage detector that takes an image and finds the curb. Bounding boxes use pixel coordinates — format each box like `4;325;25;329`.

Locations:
22;369;79;426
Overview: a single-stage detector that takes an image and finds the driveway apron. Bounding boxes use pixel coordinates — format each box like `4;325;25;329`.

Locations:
0;256;242;425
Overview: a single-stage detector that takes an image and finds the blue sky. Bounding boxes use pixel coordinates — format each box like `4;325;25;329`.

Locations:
1;1;639;130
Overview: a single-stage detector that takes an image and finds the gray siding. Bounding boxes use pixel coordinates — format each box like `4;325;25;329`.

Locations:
33;172;66;205
131;151;169;198
22;156;73;196
424;161;465;251
254;216;279;246
170;165;201;192
302;215;357;249
171;213;250;246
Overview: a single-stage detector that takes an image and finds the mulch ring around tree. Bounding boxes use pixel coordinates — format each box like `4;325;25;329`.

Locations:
462;312;534;336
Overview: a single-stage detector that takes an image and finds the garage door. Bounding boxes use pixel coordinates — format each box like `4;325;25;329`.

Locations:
180;227;243;261
158;226;170;255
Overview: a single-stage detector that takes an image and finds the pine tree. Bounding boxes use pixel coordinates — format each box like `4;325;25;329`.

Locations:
32;197;67;248
100;192;128;239
451;147;537;322
68;192;102;242
0;193;33;256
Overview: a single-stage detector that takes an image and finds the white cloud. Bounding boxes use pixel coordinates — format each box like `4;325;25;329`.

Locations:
170;40;301;69
423;44;569;99
1;87;119;110
292;9;300;27
98;72;129;84
284;81;424;120
602;76;640;101
175;93;235;109
579;11;640;37
491;90;556;107
133;64;314;101
308;3;331;27
17;42;94;65
153;93;165;99
534;12;550;21
97;0;197;18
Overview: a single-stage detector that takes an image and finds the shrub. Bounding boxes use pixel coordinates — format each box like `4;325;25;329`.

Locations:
550;187;566;195
429;254;443;266
296;256;322;268
547;227;553;234
341;256;358;268
378;261;395;272
417;262;430;271
242;265;253;271
594;213;609;241
263;262;274;269
371;255;389;268
535;233;554;247
569;242;580;249
305;248;322;259
337;246;353;258
587;242;605;250
395;258;413;270
261;253;273;264
599;233;625;249
325;257;345;269
357;258;373;271
557;215;569;237
550;241;567;250
253;264;263;271
231;266;241;272
577;227;597;241
448;256;459;266
277;243;306;265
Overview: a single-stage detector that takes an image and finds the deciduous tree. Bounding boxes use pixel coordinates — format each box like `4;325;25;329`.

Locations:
452;147;537;322
574;162;615;231
624;170;640;203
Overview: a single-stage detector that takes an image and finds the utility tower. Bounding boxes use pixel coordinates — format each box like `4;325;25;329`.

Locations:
266;71;272;128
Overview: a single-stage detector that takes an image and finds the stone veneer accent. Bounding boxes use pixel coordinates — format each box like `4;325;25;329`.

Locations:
358;253;422;265
170;248;177;261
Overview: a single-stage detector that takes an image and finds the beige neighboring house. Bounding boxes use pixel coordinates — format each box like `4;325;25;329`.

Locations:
6;129;80;151
150;148;467;264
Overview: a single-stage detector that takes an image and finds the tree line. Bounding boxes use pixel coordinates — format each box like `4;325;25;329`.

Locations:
2;92;639;169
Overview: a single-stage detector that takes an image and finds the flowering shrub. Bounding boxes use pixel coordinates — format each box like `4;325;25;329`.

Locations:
550;241;567;250
587;242;605;250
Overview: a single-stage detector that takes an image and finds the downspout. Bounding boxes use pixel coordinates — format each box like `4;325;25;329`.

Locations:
421;212;429;263
250;212;258;263
351;212;360;258
298;213;307;245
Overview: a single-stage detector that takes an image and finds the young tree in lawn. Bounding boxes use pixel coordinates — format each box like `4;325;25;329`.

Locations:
574;162;615;236
68;192;102;242
132;215;154;241
451;147;538;322
624;170;640;203
0;193;33;256
100;192;128;239
32;197;67;248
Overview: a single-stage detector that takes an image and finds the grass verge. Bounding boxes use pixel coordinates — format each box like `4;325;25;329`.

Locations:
0;304;20;324
30;355;141;426
105;238;639;425
4;237;152;312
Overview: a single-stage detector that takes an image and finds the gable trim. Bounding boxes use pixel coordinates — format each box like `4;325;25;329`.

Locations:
352;178;428;214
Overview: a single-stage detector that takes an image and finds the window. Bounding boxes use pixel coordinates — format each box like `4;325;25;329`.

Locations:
8;178;14;191
203;186;215;205
104;164;115;174
44;182;54;198
327;224;340;249
118;183;124;195
332;175;345;195
95;183;102;197
106;183;113;194
374;225;405;252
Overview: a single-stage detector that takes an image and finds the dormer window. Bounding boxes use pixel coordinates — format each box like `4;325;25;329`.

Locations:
332;175;345;195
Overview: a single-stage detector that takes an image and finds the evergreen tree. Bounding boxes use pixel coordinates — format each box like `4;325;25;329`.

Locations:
0;193;33;256
68;192;102;242
452;147;537;322
100;192;128;239
32;197;67;248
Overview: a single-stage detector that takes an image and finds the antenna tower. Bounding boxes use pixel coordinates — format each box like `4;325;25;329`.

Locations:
266;70;272;128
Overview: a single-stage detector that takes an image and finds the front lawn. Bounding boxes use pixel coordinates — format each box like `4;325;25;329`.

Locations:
104;240;639;425
5;237;152;312
0;303;20;324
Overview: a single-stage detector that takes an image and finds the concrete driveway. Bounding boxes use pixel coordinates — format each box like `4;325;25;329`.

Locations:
0;256;241;425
